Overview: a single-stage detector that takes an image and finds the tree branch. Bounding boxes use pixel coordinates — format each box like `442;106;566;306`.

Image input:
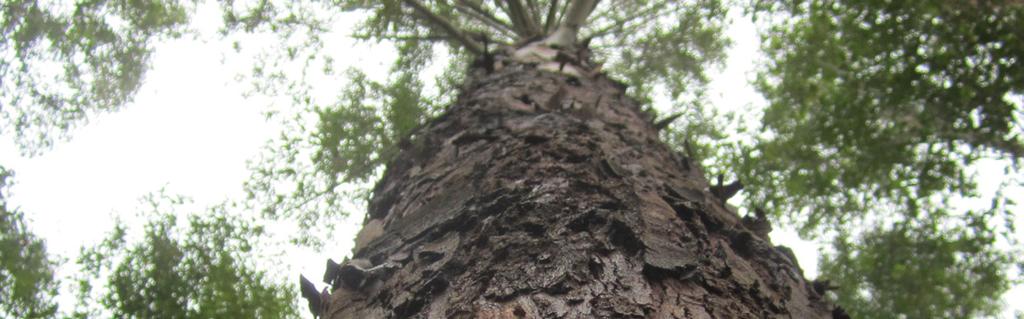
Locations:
545;0;599;47
493;1;523;35
402;0;483;54
561;0;599;30
350;33;452;42
455;0;518;38
452;2;517;39
543;0;560;33
526;0;542;30
554;0;571;30
504;0;542;37
462;1;530;37
586;3;672;39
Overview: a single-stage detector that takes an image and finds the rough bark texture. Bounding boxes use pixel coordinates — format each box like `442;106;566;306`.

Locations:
324;55;834;318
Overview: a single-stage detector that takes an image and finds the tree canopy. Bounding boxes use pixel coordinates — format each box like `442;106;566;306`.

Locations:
70;194;298;318
733;1;1023;316
820;213;1013;318
0;0;193;154
1;0;1022;317
0;166;59;319
743;0;1023;233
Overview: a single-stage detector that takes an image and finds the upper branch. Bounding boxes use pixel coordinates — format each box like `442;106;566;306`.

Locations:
453;1;518;39
543;0;560;33
526;0;542;27
545;0;599;47
506;0;543;36
402;0;484;54
586;2;672;39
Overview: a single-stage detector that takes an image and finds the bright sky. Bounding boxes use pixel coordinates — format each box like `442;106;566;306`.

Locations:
0;5;1020;318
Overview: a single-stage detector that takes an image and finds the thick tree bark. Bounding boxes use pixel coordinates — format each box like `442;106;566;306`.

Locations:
324;52;834;318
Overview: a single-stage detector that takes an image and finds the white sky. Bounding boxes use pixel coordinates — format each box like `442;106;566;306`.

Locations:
0;5;1020;318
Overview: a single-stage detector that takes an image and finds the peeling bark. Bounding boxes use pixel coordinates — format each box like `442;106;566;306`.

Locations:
324;46;834;318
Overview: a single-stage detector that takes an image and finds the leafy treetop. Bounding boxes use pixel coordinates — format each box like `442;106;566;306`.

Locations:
0;166;59;319
742;0;1023;233
71;194;299;318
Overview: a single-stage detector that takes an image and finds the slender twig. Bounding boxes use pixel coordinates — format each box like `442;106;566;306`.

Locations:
350;33;452;42
586;2;668;39
402;0;483;53
455;0;518;37
452;4;517;39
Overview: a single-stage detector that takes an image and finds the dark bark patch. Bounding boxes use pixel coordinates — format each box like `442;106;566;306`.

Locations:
599;158;624;178
665;185;705;203
516;94;533;105
679;156;692;171
451;130;496;146
728;230;761;258
718;264;733;278
491;245;511;262
774;245;801;270
832;306;851;319
563;152;587;163
610;78;628;92
513;306;526;317
597;200;626;211
566;209;604;232
520;220;546;236
536;252;552;264
418;250;445;264
665;197;699;221
699;211;725;233
425;276;450;296
393;296;427;318
643;262;698;282
523;134;550;144
587;256;604;277
608;220;642;255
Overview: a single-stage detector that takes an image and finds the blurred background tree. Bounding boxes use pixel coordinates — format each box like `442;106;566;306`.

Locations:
1;166;59;318
70;193;298;318
729;0;1024;317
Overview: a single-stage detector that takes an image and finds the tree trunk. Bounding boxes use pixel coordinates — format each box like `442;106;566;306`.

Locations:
324;55;834;318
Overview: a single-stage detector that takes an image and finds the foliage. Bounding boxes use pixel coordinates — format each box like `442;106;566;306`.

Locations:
820;207;1017;318
0;0;194;154
738;0;1024;316
743;0;1023;232
243;40;441;245
71;194;298;318
0;167;59;318
598;0;729;104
